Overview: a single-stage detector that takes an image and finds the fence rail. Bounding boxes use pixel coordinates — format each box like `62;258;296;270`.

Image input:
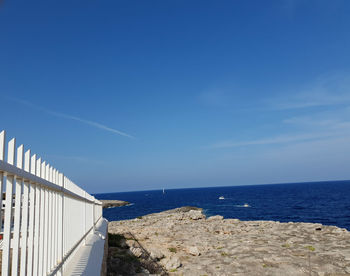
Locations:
0;130;102;276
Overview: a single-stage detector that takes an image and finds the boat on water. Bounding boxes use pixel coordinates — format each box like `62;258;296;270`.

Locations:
219;196;225;200
243;203;250;207
163;188;165;194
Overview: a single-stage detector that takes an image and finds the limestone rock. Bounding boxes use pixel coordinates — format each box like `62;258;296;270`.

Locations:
108;207;350;275
187;210;205;220
100;200;130;209
164;256;181;270
125;239;136;248
207;215;224;221
150;248;164;260
186;246;200;256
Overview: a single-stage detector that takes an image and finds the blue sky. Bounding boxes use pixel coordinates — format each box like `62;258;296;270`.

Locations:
1;0;350;193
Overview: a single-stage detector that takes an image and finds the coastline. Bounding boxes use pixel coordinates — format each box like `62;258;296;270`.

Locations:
100;200;130;209
107;207;350;275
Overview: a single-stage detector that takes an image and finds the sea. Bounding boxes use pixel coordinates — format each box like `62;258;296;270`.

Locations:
95;180;350;231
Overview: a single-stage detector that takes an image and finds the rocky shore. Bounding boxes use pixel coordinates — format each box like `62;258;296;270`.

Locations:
101;200;130;209
108;207;350;276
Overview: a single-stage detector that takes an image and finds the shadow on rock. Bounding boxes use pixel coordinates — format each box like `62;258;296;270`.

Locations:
107;232;168;276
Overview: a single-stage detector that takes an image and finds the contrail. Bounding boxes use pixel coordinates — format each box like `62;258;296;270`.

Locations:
7;97;135;139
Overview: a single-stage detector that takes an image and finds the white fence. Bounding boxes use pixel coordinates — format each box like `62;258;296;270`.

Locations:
0;130;103;276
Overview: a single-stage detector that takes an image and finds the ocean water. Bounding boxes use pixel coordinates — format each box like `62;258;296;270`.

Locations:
95;181;350;231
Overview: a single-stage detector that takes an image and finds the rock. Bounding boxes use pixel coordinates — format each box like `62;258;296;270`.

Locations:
207;215;224;221
150;249;164;260
164;256;181;270
125;239;136;248
100;200;130;209
165;222;175;229
186;246;200;256
108;207;350;275
172;206;202;213
130;246;143;257
187;210;205;220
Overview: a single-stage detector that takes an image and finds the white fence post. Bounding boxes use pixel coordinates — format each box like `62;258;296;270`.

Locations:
11;144;24;275
93;201;96;232
27;153;36;276
2;138;16;276
0;130;5;233
33;157;41;276
84;191;86;245
43;163;49;275
1;138;16;276
60;173;64;276
20;149;31;276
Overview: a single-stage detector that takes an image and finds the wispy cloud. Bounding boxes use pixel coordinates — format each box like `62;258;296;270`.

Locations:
209;109;350;149
207;73;350;150
284;116;350;130
283;101;350;129
7;97;135;139
273;92;350;110
208;132;339;149
283;117;338;127
269;73;350;110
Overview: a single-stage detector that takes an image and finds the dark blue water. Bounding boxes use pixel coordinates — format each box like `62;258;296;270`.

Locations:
95;181;350;230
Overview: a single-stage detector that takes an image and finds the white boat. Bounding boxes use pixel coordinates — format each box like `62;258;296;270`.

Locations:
163;188;165;194
243;203;250;207
219;196;225;200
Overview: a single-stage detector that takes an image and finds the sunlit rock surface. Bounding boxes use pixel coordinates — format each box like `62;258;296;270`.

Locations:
108;207;350;276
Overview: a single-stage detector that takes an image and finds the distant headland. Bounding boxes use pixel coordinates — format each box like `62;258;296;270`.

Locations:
100;200;130;209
